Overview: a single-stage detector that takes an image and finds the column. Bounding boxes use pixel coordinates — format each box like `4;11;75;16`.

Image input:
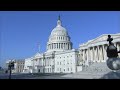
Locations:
104;44;107;61
101;45;104;62
68;43;69;50
97;46;99;62
53;43;54;49
99;46;103;62
49;44;50;49
62;43;64;49
61;43;63;49
54;43;56;49
101;45;104;61
88;48;90;61
116;42;120;57
69;43;71;49
56;43;58;49
94;47;96;62
102;45;105;61
52;43;53;49
65;43;66;49
82;50;85;64
86;49;89;66
95;46;98;62
70;43;71;49
56;43;57;49
68;43;69;49
90;47;92;62
91;47;93;62
50;44;51;49
67;43;68;49
59;43;60;49
55;43;57;49
60;43;62;49
92;47;94;61
91;47;94;61
69;43;70;49
57;43;59;49
99;46;101;62
66;43;68;49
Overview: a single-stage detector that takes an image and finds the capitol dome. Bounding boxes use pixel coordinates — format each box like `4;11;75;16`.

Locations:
46;16;73;52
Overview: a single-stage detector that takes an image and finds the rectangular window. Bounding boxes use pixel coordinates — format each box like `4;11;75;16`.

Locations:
68;68;69;71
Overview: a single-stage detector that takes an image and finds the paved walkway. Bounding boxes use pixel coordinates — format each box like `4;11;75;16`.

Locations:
62;70;120;79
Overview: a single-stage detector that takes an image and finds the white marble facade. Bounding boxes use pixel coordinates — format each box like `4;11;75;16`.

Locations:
79;33;120;66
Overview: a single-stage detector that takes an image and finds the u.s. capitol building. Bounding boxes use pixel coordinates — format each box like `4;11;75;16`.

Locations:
23;16;81;73
22;16;120;74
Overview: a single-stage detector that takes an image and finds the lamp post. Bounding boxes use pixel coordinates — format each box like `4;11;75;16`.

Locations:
8;60;15;79
106;35;120;71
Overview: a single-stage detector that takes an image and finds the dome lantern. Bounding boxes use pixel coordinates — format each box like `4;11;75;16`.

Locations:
57;15;62;27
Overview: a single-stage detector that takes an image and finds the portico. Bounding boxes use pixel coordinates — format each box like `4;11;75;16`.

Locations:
79;33;120;66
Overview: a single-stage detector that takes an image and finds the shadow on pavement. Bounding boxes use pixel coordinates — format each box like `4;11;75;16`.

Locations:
100;70;120;79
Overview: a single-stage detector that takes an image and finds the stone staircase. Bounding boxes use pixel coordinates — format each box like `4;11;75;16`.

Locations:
62;62;113;79
82;62;111;73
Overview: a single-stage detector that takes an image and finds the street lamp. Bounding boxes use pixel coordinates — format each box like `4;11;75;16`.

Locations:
106;35;120;71
8;60;15;79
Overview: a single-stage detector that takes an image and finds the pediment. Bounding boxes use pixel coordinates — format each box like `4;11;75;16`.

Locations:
86;34;120;45
34;52;41;58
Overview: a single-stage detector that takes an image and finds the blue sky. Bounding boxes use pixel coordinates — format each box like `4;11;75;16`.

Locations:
0;11;120;67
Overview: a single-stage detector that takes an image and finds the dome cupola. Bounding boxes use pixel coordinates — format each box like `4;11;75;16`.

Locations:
46;16;73;52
